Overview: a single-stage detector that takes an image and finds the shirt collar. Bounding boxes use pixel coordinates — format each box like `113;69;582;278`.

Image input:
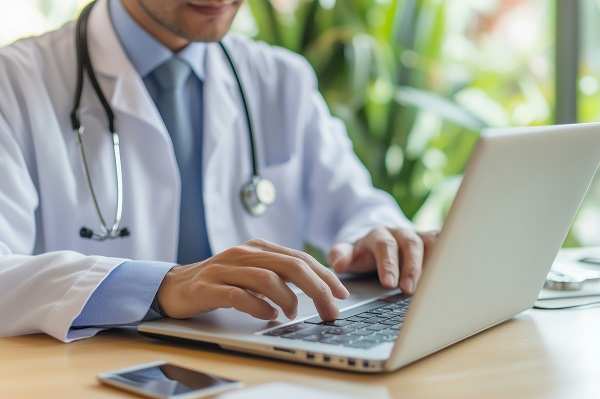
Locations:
109;0;206;80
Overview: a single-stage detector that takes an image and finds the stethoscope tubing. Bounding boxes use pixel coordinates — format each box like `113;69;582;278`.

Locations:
218;42;259;179
71;1;125;240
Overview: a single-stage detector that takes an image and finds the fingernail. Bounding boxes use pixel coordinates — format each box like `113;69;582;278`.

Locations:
339;285;350;298
384;274;397;288
405;278;416;294
289;310;298;320
328;302;340;319
271;309;279;320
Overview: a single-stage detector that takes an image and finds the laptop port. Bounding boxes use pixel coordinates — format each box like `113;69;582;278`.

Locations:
323;355;331;363
348;359;356;367
306;352;315;360
273;347;295;354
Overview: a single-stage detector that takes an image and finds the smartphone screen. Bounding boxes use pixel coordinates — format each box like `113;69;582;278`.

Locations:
98;361;242;399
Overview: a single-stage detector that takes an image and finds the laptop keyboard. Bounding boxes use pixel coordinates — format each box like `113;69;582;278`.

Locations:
262;293;411;349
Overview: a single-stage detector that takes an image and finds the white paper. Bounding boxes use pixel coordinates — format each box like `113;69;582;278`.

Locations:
216;382;359;399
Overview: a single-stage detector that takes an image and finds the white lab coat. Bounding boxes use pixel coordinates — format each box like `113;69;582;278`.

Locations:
0;0;408;341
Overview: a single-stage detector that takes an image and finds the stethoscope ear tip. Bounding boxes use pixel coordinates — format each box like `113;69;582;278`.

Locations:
80;227;94;239
79;226;130;239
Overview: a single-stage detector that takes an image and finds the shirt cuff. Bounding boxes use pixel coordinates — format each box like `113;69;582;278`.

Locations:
69;260;176;337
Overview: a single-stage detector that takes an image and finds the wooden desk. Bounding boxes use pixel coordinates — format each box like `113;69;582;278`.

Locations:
1;308;600;399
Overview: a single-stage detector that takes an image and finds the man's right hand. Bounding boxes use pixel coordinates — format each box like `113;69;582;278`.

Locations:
156;238;350;321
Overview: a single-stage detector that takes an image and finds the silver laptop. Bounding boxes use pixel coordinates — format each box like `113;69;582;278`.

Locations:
139;122;600;373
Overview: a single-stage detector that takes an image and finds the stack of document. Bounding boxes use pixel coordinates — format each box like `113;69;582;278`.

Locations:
536;247;600;309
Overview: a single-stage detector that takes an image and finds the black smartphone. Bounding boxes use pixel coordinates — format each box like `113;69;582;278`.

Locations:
97;361;243;399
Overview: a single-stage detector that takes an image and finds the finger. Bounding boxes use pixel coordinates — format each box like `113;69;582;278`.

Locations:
327;243;353;274
335;244;376;274
164;276;280;320
210;285;279;320
268;254;341;321
352;228;400;289
243;239;345;320
245;239;349;299
247;290;266;299
215;267;299;319
390;229;424;294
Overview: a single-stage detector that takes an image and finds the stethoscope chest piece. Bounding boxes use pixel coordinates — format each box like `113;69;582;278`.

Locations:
241;176;276;216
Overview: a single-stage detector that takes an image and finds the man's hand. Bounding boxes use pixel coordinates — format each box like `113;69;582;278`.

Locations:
157;238;349;321
327;227;439;294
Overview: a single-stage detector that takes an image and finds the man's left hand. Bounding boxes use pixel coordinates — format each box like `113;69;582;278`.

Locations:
327;227;439;294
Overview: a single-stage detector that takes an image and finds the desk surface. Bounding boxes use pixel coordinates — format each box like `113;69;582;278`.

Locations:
1;307;600;399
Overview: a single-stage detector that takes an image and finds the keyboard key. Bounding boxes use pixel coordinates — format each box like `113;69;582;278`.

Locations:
363;316;388;324
304;300;390;324
346;340;379;349
326;327;356;335
302;335;321;342
348;322;370;329
346;316;368;322
323;320;353;327
361;335;383;343
281;332;312;339
318;337;344;345
365;324;388;331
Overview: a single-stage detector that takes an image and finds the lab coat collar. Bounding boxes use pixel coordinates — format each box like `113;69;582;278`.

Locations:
87;0;165;135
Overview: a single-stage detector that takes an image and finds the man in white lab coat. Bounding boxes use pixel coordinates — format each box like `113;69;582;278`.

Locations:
0;0;436;342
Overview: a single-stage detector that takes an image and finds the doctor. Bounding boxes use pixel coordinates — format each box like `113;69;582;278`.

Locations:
0;0;437;342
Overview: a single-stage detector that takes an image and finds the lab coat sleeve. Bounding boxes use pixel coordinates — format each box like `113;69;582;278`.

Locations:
0;109;126;342
298;64;413;250
0;251;125;341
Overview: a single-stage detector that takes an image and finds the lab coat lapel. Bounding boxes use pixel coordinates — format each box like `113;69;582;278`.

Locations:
84;0;180;261
86;0;167;140
203;41;240;169
203;40;244;252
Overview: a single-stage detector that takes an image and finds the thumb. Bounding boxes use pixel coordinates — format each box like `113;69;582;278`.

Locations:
328;243;354;274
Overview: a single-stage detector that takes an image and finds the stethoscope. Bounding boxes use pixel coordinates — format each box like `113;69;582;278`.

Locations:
71;1;276;241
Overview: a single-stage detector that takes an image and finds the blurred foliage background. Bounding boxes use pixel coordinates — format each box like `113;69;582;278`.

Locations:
243;0;560;238
1;0;599;247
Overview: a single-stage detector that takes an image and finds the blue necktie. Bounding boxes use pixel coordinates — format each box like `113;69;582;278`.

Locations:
151;57;212;264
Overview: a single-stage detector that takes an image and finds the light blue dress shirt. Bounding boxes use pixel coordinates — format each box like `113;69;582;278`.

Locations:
70;0;210;336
